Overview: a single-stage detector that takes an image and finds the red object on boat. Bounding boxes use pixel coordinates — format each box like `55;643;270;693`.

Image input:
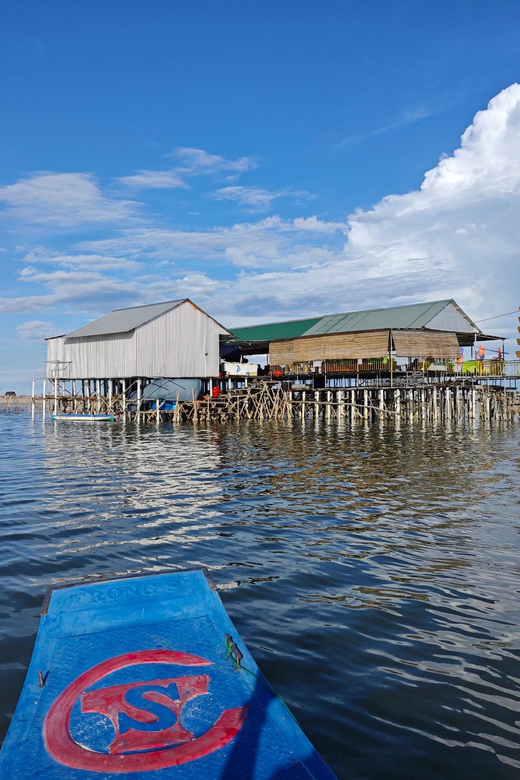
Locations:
212;386;220;398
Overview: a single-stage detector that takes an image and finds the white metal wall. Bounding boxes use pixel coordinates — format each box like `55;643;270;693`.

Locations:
46;336;69;377
46;301;226;378
427;302;477;334
65;332;136;378
46;332;135;378
135;302;225;377
46;336;66;365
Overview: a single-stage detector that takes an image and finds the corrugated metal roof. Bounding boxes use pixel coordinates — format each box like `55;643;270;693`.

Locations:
305;300;451;335
228;301;455;343
229;317;322;343
66;300;186;338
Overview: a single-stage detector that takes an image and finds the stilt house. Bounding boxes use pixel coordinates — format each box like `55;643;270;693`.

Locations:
226;299;501;375
46;299;230;380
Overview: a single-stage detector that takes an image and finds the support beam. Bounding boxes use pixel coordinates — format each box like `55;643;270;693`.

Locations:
137;378;142;422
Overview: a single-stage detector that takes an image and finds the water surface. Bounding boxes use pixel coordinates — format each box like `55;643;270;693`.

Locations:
1;413;519;779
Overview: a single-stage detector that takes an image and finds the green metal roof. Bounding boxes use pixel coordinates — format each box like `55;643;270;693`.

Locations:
227;301;454;343
229;317;322;342
305;300;451;335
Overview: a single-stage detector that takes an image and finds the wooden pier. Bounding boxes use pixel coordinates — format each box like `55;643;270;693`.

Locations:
30;377;519;424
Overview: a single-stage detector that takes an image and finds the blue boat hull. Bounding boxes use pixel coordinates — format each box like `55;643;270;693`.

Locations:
0;569;337;779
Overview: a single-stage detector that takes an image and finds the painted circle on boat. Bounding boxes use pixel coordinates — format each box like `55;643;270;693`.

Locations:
43;649;248;773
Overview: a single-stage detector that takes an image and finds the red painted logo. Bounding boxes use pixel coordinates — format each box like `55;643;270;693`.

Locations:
43;649;248;773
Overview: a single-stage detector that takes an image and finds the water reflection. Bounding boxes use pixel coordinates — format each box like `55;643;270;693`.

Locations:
0;414;519;778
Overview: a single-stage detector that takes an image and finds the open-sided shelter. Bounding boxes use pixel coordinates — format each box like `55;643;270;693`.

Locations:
226;300;500;373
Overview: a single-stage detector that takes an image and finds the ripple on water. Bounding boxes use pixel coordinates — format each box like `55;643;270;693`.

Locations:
0;414;519;779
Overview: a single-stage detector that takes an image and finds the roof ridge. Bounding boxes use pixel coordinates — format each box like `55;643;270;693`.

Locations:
231;299;453;332
113;298;186;312
316;299;452;322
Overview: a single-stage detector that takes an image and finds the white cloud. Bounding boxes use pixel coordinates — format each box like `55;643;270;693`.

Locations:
22;248;140;271
210;186;314;211
169;147;256;174
340;83;520;319
78;216;347;269
0;172;139;228
17;320;59;342
211;186;280;210
0;266;142;313
119;147;257;190
118;170;189;190
292;216;346;233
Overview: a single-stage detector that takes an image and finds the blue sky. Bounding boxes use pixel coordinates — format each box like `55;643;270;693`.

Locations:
1;0;520;391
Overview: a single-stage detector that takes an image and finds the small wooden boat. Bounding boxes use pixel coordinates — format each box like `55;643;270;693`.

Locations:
0;569;337;779
50;413;119;422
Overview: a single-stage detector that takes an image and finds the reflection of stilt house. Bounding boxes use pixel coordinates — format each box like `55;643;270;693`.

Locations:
227;300;503;379
44;299;230;409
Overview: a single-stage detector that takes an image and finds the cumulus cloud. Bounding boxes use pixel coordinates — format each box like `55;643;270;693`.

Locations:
0;172;139;228
16;320;59;342
119;147;256;189
341;83;520;320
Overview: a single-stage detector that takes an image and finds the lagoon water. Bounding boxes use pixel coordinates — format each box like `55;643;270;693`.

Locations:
0;412;519;779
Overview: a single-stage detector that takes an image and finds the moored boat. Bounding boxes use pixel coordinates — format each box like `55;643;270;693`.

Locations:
50;413;118;422
0;569;337;779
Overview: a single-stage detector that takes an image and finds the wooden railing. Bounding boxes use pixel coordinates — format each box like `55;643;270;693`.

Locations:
270;359;520;378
